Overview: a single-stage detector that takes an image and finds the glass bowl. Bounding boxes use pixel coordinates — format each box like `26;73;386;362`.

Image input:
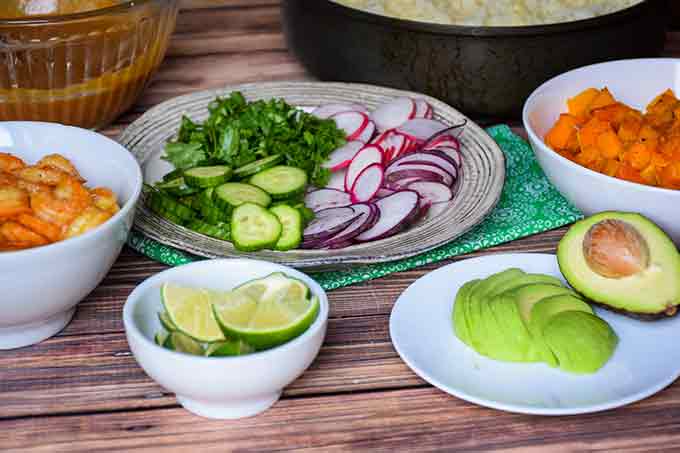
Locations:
0;0;179;129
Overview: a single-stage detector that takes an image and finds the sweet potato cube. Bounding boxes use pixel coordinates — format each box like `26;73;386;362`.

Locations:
591;102;631;128
624;142;652;170
545;114;578;150
577;117;611;149
567;88;600;118
618;114;643;142
588;87;617;111
596;130;623;159
660;161;680;189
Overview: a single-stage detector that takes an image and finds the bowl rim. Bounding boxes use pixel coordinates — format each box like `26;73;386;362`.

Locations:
0;0;170;25
522;57;680;197
122;258;330;362
0;121;144;260
317;0;655;37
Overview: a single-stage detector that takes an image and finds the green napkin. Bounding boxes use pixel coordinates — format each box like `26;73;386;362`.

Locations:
127;125;582;290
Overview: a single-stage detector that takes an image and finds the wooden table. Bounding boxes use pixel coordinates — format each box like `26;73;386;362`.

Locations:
3;2;680;451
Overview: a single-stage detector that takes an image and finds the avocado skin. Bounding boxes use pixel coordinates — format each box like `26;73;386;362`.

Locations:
558;211;680;318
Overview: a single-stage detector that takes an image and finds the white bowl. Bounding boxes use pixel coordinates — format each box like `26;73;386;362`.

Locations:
523;58;680;244
0;122;142;349
122;259;329;419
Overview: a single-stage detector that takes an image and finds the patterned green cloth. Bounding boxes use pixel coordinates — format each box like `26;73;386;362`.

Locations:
127;125;582;290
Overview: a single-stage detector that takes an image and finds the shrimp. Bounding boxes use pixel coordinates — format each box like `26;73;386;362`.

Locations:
0;241;35;251
63;206;112;239
0;172;17;186
0;186;31;218
15;213;61;242
30;177;92;226
90;187;119;214
0;153;25;173
36;154;83;181
13;165;70;186
0;221;48;247
16;179;51;195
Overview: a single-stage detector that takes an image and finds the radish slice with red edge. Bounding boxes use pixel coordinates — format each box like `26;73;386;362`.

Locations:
386;161;455;185
305;188;352;212
391;151;458;180
425;146;462;168
385;177;423;190
332;111;369;141
357;120;376;143
326;168;347;191
313;103;368;119
350;163;384;203
371;97;416;131
397;119;449;142
323;140;365;171
413;99;431;118
320;203;378;247
407;181;453;204
355;190;420;242
386;166;453;187
424;104;433;119
422;120;467;147
376;187;397;198
302;206;359;244
345;145;383;192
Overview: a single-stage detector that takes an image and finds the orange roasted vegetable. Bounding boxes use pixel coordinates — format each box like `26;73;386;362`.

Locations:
545;87;680;190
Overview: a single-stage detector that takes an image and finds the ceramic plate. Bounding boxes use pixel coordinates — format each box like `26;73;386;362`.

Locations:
119;81;505;270
390;253;680;415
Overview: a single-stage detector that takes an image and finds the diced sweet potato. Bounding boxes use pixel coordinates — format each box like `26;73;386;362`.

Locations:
578;117;611;149
588;87;617;111
545;114;578;150
616;162;646;185
618;114;643;142
596;130;623;159
603;159;620;177
640;164;658;186
624;143;652;170
567;88;600;118
591;102;631;128
660;161;680;189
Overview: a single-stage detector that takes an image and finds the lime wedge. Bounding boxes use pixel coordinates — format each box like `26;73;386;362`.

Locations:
164;331;205;355
214;276;318;350
204;340;255;357
158;311;177;332
154;331;169;346
161;283;226;343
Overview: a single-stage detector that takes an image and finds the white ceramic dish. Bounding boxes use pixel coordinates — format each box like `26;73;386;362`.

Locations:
523;58;680;244
123;258;329;419
389;253;680;415
0;122;142;350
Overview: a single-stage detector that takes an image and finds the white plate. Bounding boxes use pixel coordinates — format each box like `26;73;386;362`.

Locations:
389;253;680;415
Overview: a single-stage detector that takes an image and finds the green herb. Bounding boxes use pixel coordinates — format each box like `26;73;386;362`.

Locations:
162;91;346;187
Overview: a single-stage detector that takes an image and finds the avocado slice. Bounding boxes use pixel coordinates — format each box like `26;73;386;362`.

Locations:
528;295;593;367
465;269;524;353
558;211;680;317
452;279;480;346
486;294;535;362
491;273;563;297
543;311;618;374
513;284;578;325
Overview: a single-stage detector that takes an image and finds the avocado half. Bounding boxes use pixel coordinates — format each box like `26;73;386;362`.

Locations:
558;212;680;318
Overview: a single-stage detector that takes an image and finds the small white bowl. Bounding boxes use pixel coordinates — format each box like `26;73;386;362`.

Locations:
123;259;329;420
523;58;680;244
0;122;142;349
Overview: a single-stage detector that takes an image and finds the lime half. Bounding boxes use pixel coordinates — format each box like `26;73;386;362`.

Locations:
204;340;255;357
214;275;319;350
161;283;226;343
164;331;205;355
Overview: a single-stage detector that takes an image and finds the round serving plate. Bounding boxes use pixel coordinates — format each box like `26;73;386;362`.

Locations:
119;81;505;270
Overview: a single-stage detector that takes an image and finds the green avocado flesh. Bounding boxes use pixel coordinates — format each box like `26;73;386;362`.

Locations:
452;269;618;374
558;211;680;316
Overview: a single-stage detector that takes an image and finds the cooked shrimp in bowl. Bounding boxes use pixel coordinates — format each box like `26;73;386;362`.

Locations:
0;152;120;251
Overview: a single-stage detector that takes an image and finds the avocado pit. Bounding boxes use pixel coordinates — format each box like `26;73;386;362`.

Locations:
583;219;650;279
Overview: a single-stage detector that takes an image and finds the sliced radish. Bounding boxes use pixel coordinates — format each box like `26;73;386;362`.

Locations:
370;130;391;146
326;168;347;191
305;188;352;212
385;177;424;191
302;206;359;244
391;152;458;180
350;163;384;203
424;104;434;120
422;121;467;148
387;160;454;185
355;191;420;242
407;181;453;204
376;187;397;198
426;146;462;168
413;99;431;118
426;134;460;150
397;119;449;142
313;103;368;119
323;140;365;171
321;203;378;247
345;145;383;192
371;97;416;131
357;120;376;143
386;166;453;186
332;111;369;141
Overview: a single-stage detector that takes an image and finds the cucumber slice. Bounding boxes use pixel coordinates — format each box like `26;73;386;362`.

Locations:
184;165;232;188
249;166;308;199
162;168;184;182
188;219;231;241
155;177;199;197
269;204;302;251
200;204;229;225
231;203;282;251
234;155;283;178
193;188;215;211
213;182;271;209
149;192;195;223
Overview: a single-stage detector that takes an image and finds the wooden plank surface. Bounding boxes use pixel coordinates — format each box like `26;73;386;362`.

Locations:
1;0;680;451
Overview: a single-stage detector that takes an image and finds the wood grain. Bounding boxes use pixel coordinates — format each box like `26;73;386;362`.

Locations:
1;0;679;451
